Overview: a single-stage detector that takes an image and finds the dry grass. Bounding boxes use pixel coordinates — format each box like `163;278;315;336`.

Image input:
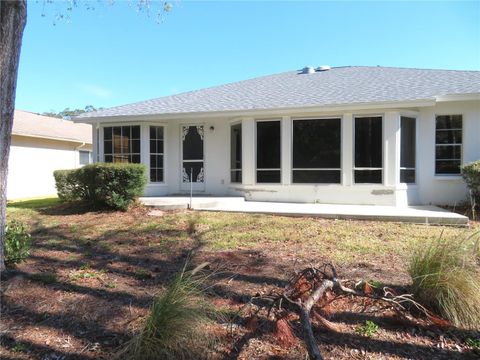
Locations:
409;233;480;329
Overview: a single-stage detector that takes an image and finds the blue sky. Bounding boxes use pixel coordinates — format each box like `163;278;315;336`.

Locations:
16;0;480;114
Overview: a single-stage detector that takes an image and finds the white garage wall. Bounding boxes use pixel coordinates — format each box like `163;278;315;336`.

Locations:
7;135;91;200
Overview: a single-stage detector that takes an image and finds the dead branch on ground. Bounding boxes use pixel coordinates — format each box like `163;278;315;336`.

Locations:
234;263;432;360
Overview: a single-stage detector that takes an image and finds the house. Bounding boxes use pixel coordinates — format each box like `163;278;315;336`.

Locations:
75;66;480;206
7;110;92;200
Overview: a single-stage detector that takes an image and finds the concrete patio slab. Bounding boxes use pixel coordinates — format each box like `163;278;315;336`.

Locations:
139;196;469;226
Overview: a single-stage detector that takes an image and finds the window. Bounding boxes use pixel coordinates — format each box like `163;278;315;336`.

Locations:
230;123;242;183
435;115;462;175
103;125;141;163
79;150;91;165
400;117;416;183
292;118;341;183
354;116;383;183
256;120;281;183
150;126;164;182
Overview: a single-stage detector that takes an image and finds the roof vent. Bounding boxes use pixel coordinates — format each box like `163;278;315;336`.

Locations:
316;65;331;72
301;66;315;74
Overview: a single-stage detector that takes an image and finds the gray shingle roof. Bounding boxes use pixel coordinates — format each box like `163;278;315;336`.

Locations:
76;66;480;119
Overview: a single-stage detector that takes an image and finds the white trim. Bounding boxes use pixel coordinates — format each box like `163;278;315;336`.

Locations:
352;114;384;185
255;119;282;184
290;116;343;185
229;122;243;184
434;114;463;176
436;93;480;102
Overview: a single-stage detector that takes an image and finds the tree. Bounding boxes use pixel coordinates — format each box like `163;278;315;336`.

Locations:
0;1;172;271
0;0;27;272
42;105;102;119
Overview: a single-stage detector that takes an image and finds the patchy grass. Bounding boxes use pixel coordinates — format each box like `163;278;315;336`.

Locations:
2;197;479;360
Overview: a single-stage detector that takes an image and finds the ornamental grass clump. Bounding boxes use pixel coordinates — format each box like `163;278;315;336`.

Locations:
118;262;215;360
409;234;480;329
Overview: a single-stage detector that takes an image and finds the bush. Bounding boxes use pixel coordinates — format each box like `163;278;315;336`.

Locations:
119;262;215;359
409;234;480;329
54;163;147;210
5;220;32;265
462;160;480;205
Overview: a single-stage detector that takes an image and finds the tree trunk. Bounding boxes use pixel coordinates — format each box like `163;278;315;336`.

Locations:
0;0;27;272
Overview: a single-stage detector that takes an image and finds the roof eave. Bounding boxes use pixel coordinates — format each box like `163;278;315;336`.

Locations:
12;132;92;145
73;98;438;124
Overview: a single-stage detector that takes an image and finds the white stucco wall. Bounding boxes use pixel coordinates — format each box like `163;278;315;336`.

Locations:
93;99;479;206
7;135;92;200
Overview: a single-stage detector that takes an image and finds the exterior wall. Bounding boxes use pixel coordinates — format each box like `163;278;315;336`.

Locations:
7;135;92;200
93;99;479;206
416;101;480;205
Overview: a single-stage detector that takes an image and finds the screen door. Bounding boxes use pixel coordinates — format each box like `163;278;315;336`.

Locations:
181;125;205;191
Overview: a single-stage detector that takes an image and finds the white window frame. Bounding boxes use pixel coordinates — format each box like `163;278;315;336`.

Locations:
353;114;384;185
149;125;165;184
255;118;282;184
399;115;417;185
291;117;342;184
434;114;463;176
102;124;142;164
230;122;242;184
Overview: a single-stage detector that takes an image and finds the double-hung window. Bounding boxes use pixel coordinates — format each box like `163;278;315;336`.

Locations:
354;116;383;183
230;123;242;183
292;118;341;183
435;115;462;175
400;117;416;183
256;120;281;183
150;126;164;182
104;125;141;163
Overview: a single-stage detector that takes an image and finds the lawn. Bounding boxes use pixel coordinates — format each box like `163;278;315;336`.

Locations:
1;198;479;359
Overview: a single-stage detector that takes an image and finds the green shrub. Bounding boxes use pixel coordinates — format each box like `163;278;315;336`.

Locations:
119;262;214;359
5;220;32;265
54;163;147;210
409;234;480;329
462;160;480;205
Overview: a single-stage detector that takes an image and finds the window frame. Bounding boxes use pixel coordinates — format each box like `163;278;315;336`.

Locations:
149;125;165;184
399;115;417;185
353;114;384;185
230;122;242;184
79;150;92;166
102;124;142;164
291;117;342;184
434;114;463;177
255;118;282;184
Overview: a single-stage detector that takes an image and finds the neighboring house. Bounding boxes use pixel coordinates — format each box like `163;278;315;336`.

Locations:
75;66;480;206
7;110;92;200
